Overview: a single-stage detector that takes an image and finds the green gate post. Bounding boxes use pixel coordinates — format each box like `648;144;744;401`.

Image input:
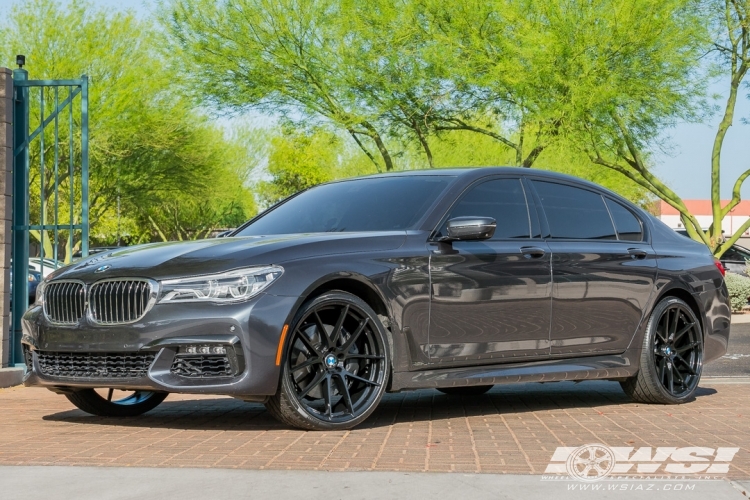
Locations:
11;63;29;366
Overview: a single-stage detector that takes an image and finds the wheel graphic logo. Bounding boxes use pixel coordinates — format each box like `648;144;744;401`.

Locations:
566;444;616;481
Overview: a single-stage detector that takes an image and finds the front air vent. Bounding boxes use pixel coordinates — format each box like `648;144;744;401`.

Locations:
171;355;234;378
89;279;155;325
44;281;86;324
37;351;155;379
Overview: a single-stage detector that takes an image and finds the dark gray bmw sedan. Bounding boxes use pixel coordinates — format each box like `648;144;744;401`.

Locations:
21;168;731;430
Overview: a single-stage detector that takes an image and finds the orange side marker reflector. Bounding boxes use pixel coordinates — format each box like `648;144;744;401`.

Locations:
275;325;289;366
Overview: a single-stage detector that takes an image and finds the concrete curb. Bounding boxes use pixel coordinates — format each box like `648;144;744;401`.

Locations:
731;314;750;324
701;376;750;384
0;366;24;388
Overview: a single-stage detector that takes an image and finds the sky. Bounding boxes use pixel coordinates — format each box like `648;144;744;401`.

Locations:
5;0;750;201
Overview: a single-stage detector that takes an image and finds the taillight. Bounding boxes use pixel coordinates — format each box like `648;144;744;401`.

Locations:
714;259;726;276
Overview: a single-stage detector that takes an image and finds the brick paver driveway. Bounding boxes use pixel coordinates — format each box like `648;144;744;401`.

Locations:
1;379;749;478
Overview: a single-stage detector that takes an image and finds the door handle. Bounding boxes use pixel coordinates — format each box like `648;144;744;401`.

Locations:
520;246;546;259
627;248;648;259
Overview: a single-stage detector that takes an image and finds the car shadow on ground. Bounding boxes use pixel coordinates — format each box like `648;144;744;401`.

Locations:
41;381;720;431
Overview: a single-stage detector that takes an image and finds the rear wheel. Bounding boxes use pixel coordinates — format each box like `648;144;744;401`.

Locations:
265;291;390;430
437;385;493;396
65;388;168;417
621;297;703;404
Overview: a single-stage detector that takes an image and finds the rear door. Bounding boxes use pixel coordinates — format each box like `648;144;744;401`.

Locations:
427;177;552;366
528;179;657;356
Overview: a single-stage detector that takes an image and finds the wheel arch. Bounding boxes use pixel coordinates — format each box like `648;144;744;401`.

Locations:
277;272;397;384
653;285;704;335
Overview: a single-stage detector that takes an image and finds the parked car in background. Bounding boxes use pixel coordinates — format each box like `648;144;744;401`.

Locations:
28;258;62;278
10;269;42;308
675;228;750;275
717;244;750;276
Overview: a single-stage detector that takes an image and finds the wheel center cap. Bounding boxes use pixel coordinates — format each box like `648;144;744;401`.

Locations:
325;354;338;368
664;346;672;355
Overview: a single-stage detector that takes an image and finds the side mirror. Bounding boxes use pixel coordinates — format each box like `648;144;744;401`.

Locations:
442;216;496;242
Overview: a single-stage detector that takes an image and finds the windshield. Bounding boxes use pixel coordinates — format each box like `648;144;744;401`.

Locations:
237;175;454;236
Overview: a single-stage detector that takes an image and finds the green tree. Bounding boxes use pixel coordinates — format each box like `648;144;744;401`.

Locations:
0;0;256;258
164;0;400;172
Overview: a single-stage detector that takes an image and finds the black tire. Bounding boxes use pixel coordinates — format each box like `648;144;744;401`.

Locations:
66;389;168;417
437;385;493;396
620;296;703;404
265;291;391;431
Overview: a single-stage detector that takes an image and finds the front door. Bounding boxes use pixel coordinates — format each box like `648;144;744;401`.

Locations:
428;177;552;366
529;179;657;356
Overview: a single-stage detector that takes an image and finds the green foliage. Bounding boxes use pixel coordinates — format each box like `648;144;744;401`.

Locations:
724;272;750;312
257;126;377;208
0;0;257;254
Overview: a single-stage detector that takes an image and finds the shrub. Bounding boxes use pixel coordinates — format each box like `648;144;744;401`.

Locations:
724;272;750;312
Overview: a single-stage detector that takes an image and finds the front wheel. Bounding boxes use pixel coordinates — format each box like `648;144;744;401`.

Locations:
66;389;168;417
265;291;391;430
621;297;703;404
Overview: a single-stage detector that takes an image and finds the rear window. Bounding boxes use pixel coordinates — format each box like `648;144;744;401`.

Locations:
605;198;643;242
237;176;454;236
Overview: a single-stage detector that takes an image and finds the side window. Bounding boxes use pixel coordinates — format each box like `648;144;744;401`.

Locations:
605;198;643;242
531;180;616;240
442;178;531;239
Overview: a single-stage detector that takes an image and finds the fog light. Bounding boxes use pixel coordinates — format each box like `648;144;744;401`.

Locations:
181;345;228;355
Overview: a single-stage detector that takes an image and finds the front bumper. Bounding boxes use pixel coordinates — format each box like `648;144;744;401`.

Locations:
21;293;298;398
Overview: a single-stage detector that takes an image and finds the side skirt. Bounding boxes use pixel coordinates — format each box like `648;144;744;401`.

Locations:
389;350;639;392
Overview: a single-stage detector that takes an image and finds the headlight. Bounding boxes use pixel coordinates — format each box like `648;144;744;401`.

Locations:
35;279;46;305
158;266;283;304
28;273;38;282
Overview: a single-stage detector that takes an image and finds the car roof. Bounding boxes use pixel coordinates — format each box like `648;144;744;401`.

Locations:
344;166;623;195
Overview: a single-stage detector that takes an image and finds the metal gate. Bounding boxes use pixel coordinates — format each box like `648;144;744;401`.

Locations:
10;61;89;365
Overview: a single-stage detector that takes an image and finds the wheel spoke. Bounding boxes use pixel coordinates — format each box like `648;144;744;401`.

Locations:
343;370;380;387
661;309;672;341
329;305;349;347
668;309;678;339
340;318;368;353
667;363;675;393
674;354;697;375
323;374;333;419
675;341;700;353
107;388;114;402
672;365;686;385
657;357;667;383
345;354;385;361
672;321;694;343
297;370;327;399
313;311;331;348
295;329;322;358
291;357;322;373
334;373;354;415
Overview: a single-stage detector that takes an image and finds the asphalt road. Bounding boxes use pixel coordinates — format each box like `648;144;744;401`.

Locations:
704;322;750;378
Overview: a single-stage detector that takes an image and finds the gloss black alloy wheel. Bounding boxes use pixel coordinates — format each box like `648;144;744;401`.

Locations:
65;388;168;417
621;297;703;404
265;291;390;430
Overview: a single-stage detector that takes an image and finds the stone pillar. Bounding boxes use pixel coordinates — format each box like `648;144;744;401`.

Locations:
0;68;12;369
0;67;22;387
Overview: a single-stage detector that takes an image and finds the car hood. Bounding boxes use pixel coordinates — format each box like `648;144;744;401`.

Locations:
50;232;407;282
